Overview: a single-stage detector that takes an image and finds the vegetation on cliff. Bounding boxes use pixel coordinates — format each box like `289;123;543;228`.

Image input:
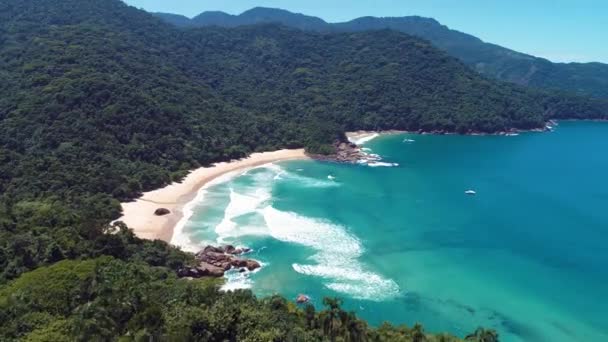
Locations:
1;1;605;340
0;256;488;341
157;7;608;99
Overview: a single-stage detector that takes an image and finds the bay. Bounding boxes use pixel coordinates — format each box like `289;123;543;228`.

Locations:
180;121;608;341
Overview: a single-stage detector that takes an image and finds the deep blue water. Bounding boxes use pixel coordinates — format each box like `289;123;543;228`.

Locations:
179;121;608;341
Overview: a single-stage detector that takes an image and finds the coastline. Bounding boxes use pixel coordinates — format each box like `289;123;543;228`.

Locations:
116;149;309;244
346;130;405;144
119;121;558;245
345;120;559;141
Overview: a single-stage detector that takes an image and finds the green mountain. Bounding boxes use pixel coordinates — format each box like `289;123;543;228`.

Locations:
158;7;330;31
0;0;605;339
156;7;608;99
1;0;604;211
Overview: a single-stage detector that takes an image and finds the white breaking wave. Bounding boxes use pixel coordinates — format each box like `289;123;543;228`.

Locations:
348;133;379;145
181;163;399;300
213;165;339;242
214;188;271;242
220;262;265;292
357;151;399;168
262;206;400;301
171;170;244;252
259;164;338;188
368;162;399;167
346;137;400;168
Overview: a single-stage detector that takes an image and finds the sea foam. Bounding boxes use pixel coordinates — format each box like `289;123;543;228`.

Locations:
220;262;265;291
262;206;400;301
171;170;244;252
212;165;337;243
258;164;339;188
347;134;400;168
368;162;399;167
198;164;398;300
349;133;379;145
214;188;270;242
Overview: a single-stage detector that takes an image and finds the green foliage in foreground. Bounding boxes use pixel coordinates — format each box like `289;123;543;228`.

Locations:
0;257;490;342
0;0;592;339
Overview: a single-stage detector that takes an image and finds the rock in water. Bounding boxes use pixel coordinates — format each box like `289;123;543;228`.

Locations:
245;260;261;271
296;294;310;304
197;262;225;277
202;245;224;254
231;259;248;268
154;208;171;216
178;245;262;279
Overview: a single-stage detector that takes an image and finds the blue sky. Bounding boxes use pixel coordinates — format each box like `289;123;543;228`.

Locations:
124;0;608;63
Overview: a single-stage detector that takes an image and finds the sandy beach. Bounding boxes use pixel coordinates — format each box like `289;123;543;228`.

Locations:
346;130;406;145
117;149;309;243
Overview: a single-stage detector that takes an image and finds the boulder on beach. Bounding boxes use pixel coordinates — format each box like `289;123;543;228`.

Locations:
154;208;171;216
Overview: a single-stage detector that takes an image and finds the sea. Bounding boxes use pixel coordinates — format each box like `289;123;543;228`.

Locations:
173;121;608;342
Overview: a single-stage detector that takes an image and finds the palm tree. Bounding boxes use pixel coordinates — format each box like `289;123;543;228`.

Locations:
321;297;344;341
411;322;427;342
465;327;499;342
304;304;316;329
344;311;367;342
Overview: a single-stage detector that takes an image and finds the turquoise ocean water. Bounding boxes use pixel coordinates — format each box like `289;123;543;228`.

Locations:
176;121;608;341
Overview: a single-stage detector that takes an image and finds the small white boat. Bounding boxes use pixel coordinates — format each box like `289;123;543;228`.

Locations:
403;138;415;143
327;175;336;180
465;190;477;195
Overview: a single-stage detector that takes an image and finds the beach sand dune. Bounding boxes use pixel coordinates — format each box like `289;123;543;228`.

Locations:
117;149;308;242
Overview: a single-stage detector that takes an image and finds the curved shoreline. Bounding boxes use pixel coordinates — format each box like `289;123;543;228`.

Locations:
117;149;309;243
119;126;545;245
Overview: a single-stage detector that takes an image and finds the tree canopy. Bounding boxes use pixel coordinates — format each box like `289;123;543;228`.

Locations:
0;0;604;340
157;6;608;99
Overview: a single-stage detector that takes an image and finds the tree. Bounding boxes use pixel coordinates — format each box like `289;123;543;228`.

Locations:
412;323;427;342
320;297;345;341
465;327;499;342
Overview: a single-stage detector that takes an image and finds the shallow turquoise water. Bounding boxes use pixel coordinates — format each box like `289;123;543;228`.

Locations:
179;121;608;341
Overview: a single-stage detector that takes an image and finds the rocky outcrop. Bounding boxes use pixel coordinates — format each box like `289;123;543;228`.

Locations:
245;259;261;271
178;245;260;279
310;141;367;163
154;208;171;216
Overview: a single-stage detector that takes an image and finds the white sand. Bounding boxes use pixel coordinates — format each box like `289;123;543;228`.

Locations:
346;130;406;145
116;149;308;242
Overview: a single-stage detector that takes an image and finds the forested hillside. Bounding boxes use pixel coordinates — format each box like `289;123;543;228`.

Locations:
158;7;608;99
0;0;605;339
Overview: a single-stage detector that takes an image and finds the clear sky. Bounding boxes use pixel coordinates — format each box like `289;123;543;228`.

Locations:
123;0;608;63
